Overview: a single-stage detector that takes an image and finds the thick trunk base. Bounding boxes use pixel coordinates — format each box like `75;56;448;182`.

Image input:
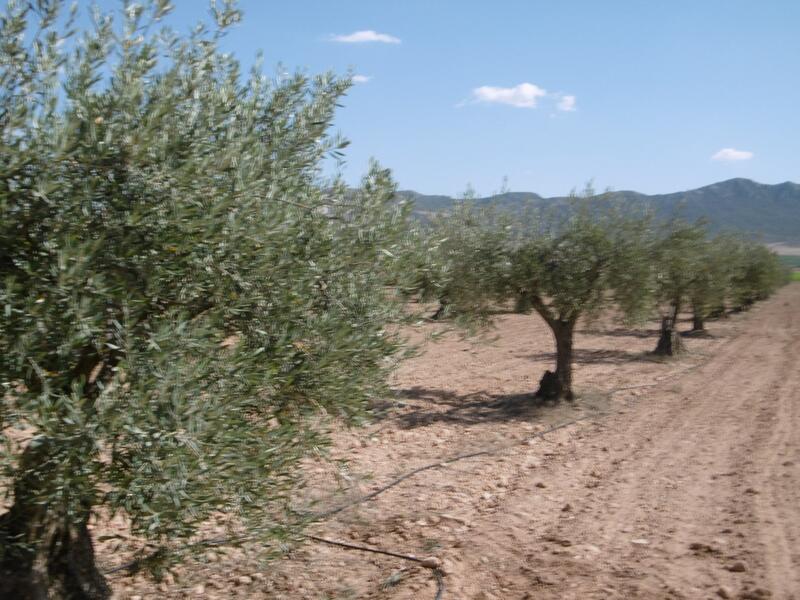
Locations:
0;442;110;600
430;302;448;320
654;317;684;356
0;511;110;600
535;319;576;402
534;370;575;402
686;315;713;338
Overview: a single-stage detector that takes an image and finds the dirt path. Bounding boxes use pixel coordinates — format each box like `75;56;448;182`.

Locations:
447;286;800;600
108;285;800;599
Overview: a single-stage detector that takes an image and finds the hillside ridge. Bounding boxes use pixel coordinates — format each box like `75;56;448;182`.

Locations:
399;178;800;244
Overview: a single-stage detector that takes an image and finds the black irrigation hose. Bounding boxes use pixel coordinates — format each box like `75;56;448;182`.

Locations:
315;414;592;519
309;534;446;599
103;414;591;600
433;567;445;600
104;356;712;597
309;535;425;563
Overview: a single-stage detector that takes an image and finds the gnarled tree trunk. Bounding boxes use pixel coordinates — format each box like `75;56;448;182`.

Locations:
0;441;110;600
430;298;449;320
690;301;706;332
654;315;684;355
536;318;576;401
654;301;685;356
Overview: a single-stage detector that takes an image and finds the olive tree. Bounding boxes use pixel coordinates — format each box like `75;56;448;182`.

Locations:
649;219;709;354
646;221;782;353
728;240;785;310
411;201;511;322
0;2;409;597
506;190;652;400
686;234;738;331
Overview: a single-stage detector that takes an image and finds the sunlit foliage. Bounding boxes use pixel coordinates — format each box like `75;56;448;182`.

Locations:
1;1;410;595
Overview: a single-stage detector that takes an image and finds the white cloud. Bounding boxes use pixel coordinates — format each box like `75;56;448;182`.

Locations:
330;30;400;44
471;83;548;108
711;148;754;161
351;74;371;84
556;94;577;112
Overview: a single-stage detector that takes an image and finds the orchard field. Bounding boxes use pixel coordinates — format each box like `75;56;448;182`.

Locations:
105;284;800;599
1;3;797;600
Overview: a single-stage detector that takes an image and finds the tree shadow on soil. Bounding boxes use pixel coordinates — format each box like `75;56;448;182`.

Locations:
387;387;580;430
579;327;661;339
680;329;714;338
521;348;661;365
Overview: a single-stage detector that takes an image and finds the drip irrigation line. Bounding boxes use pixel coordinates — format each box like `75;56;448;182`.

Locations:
104;355;712;598
309;535;422;563
101;416;589;586
315;414;592;519
308;536;446;600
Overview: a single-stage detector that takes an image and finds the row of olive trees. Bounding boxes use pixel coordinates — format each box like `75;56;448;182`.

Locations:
0;3;787;598
415;189;786;401
0;2;416;598
652;221;786;354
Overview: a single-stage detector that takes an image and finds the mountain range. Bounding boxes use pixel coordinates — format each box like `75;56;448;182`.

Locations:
399;178;800;245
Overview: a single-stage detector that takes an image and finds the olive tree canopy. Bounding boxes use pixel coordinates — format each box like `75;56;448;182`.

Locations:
506;191;653;399
0;1;410;597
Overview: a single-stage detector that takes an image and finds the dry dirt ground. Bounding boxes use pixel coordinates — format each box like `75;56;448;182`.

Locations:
767;244;800;257
108;284;800;600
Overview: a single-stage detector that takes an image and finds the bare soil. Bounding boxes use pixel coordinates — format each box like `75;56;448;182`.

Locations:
767;243;800;257
107;284;800;599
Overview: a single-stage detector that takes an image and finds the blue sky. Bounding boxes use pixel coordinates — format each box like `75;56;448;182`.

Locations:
94;1;799;197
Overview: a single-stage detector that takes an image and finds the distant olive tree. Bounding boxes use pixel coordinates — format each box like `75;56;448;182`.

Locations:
728;240;785;310
654;222;785;351
506;189;653;400
686;234;738;331
649;219;709;354
0;2;410;597
412;200;511;322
